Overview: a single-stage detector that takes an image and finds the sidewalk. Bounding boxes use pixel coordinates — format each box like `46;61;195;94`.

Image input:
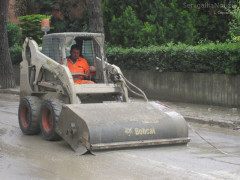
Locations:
161;101;240;129
0;88;20;95
0;87;239;130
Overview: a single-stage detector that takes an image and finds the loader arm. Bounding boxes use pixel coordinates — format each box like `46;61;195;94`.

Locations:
105;62;129;102
21;38;79;103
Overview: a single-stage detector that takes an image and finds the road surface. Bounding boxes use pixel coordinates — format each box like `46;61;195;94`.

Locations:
0;93;239;180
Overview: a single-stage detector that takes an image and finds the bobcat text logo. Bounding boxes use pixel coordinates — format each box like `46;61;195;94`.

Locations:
135;128;156;135
125;128;156;135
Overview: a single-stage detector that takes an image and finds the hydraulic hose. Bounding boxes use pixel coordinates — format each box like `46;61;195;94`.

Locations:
119;74;148;102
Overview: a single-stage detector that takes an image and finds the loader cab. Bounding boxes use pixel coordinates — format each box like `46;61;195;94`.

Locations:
42;33;106;83
65;37;96;67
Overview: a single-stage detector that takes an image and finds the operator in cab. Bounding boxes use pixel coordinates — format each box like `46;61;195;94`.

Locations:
67;44;96;84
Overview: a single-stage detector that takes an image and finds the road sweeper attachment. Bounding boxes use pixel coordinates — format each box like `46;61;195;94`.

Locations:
18;32;190;154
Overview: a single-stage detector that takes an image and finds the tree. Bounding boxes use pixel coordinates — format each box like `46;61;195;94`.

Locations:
87;0;104;33
50;0;88;33
13;0;37;16
109;6;142;47
103;0;196;47
0;0;16;88
193;0;231;42
19;14;51;44
103;0;232;47
13;0;105;33
13;0;90;33
227;0;240;41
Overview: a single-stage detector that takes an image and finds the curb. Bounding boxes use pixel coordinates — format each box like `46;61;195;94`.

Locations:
0;89;20;95
184;117;237;129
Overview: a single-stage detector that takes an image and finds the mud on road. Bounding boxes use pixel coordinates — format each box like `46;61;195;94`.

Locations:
0;94;240;180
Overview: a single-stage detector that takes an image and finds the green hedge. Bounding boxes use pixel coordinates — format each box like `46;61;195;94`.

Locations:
7;21;22;47
9;45;22;64
7;21;23;65
106;42;240;74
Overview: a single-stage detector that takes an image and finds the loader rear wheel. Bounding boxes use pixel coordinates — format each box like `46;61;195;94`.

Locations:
40;99;62;141
18;96;41;135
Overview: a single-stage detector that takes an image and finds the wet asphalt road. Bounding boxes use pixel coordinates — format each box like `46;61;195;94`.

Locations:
0;94;240;180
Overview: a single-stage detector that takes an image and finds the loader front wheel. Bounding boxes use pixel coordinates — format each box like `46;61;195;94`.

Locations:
18;96;41;135
40;99;62;141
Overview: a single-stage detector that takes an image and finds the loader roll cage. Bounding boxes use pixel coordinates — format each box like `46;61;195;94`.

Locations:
20;32;129;104
41;32;107;84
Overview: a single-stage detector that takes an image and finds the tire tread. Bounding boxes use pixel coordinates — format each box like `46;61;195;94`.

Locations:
40;99;63;141
18;96;42;135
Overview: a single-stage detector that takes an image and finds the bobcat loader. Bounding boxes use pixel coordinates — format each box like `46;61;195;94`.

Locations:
18;32;190;154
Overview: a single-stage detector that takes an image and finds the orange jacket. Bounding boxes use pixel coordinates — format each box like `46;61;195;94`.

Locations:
67;57;94;84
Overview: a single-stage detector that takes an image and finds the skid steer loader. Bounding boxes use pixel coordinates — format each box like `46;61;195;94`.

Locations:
18;32;190;154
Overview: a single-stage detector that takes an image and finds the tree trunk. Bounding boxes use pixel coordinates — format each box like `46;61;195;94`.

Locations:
0;0;16;89
87;0;104;33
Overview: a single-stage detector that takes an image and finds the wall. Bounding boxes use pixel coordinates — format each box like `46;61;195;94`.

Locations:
13;66;240;107
123;70;240;107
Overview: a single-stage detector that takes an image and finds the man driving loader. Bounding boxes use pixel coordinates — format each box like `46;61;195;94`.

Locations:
18;33;190;154
67;44;95;84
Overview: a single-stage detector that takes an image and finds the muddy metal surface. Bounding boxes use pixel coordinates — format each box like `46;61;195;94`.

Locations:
0;94;240;180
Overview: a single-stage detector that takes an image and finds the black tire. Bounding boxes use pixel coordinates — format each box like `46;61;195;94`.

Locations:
18;96;41;135
40;99;62;141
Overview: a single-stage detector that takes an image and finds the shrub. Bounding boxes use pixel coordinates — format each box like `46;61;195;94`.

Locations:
9;45;22;64
19;14;51;44
7;21;23;65
106;42;240;75
7;21;23;47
